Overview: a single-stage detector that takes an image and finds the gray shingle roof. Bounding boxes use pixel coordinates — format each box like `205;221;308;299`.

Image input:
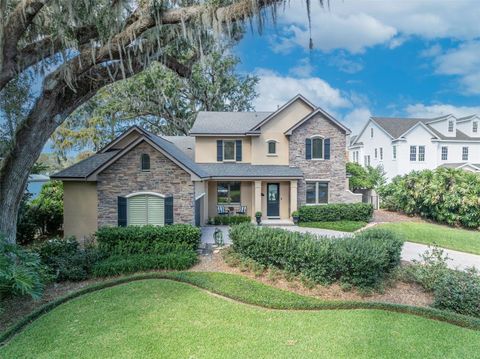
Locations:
51;151;120;179
162;136;195;160
189;111;271;134
440;163;480;170
197;163;303;178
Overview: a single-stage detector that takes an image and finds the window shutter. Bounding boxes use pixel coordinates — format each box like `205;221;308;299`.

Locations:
118;197;127;227
164;196;174;225
324;138;331;160
236;140;242;162
305;138;312;160
217;140;223;162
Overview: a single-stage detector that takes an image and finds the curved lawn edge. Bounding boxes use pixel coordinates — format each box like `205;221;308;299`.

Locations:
1;271;480;346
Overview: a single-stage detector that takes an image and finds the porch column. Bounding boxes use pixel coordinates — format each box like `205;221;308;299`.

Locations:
254;180;262;216
290;180;298;217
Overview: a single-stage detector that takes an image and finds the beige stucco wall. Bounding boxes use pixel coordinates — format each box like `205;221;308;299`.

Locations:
195;136;252;163
251;100;313;165
63;181;98;242
207;181;253;218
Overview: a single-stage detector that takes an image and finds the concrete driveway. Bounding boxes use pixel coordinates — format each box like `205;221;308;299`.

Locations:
201;225;480;271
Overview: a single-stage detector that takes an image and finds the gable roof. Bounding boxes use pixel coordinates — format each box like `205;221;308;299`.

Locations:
189;111;271;135
161;136;195;160
51;151;120;179
284;107;351;135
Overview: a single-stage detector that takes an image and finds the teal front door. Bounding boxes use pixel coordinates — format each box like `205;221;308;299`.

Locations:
267;183;280;217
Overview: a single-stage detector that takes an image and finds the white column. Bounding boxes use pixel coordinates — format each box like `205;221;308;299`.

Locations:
254;180;262;216
290;180;298;217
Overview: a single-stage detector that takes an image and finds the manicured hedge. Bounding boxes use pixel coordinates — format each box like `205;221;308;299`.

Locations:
208;216;251;225
95;224;201;252
298;203;373;223
230;224;402;288
378;168;480;228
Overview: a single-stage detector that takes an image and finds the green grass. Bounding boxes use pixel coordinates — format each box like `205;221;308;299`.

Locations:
2;272;480;358
299;220;367;232
377;222;480;255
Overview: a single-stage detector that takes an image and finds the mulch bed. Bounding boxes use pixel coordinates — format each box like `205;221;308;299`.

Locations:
373;209;423;223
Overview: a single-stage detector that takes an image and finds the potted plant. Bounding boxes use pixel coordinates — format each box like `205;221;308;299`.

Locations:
255;211;262;225
292;210;300;225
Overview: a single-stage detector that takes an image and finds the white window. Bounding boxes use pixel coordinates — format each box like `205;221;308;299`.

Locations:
267;140;277;155
354;151;359;163
370;128;374;138
380;147;383;160
393;145;397;160
306;181;329;205
473;122;478;133
441;146;448;161
311;137;324;159
364;155;371;166
462;146;469;161
448;120;454;133
127;193;165;226
418;146;425;161
410;146;417;161
223;140;235;161
374;148;378;159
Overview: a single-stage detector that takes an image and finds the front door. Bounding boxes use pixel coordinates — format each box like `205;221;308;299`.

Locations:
267;183;280;217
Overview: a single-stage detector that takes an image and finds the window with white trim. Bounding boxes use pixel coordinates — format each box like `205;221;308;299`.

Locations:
306;181;329;205
364;155;370;166
223;140;235;161
473;122;478;133
311;137;324;159
370;128;374;138
374;148;378;159
267;140;277;155
462;146;469;161
410;146;417;161
127;194;165;226
217;182;241;204
380;147;383;160
448;120;454;133
392;145;397;160
441;146;448;161
418;146;425;161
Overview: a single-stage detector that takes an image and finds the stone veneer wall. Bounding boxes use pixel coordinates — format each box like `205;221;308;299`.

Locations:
97;141;195;227
289;113;361;205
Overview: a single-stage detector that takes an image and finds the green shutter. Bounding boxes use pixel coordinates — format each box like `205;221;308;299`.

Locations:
217;140;223;162
305;138;312;160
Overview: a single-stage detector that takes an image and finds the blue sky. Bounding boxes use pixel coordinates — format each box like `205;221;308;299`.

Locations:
232;0;480;134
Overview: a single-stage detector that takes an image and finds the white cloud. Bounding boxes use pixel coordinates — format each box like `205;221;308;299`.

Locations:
253;69;351;111
405;103;480;118
289;58;315;78
328;52;363;74
341;107;372;134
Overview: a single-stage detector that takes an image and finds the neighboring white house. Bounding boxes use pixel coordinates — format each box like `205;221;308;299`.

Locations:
349;114;480;180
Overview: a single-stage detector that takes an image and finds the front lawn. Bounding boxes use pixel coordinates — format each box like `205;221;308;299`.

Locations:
2;273;480;358
376;222;480;255
299;220;367;232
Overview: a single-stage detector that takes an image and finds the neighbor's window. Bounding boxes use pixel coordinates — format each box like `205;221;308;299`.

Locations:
380;147;383;160
223;140;235;161
374;148;378;159
141;154;150;171
217;182;240;204
267;140;277;155
448;120;454;133
311;137;324;159
473;122;478;133
370;128;374;138
364;155;371;166
393;145;397;160
418;146;425;162
306;181;329;205
463;146;469;161
441;146;448;161
410;146;417;161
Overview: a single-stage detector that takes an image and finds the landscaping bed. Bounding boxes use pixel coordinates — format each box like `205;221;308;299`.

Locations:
298;220;367;232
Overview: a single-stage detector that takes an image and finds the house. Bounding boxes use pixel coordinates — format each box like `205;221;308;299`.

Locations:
349;114;480;180
52;94;361;240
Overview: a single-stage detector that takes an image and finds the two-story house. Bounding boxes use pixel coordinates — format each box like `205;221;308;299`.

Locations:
349;114;480;180
53;94;360;240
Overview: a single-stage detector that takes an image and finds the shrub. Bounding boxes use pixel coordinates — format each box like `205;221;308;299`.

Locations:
230;224;403;288
433;269;480;318
92;250;198;277
16;191;37;245
34;237;103;282
0;233;47;301
378;168;480;229
298;203;373;223
208;216;251;225
95;224;201;253
29;181;63;236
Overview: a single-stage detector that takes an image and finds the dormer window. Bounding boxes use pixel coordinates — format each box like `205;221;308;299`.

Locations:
473;122;478;133
141;154;150;171
267;140;277;155
448;120;454;133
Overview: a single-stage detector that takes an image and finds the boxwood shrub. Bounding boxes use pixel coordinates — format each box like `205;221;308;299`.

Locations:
298;203;373;223
208;216;251;225
95;224;201;253
230;224;402;288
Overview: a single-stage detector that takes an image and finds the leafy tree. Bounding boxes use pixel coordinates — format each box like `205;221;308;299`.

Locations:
0;0;299;243
346;162;386;191
52;51;258;155
30;181;63;236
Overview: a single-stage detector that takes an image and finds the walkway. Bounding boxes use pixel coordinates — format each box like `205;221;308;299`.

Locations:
201;225;480;271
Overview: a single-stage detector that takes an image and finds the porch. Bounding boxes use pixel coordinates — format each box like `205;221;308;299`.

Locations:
201;179;298;223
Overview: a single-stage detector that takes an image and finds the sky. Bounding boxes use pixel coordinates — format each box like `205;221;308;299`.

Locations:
233;0;480;134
